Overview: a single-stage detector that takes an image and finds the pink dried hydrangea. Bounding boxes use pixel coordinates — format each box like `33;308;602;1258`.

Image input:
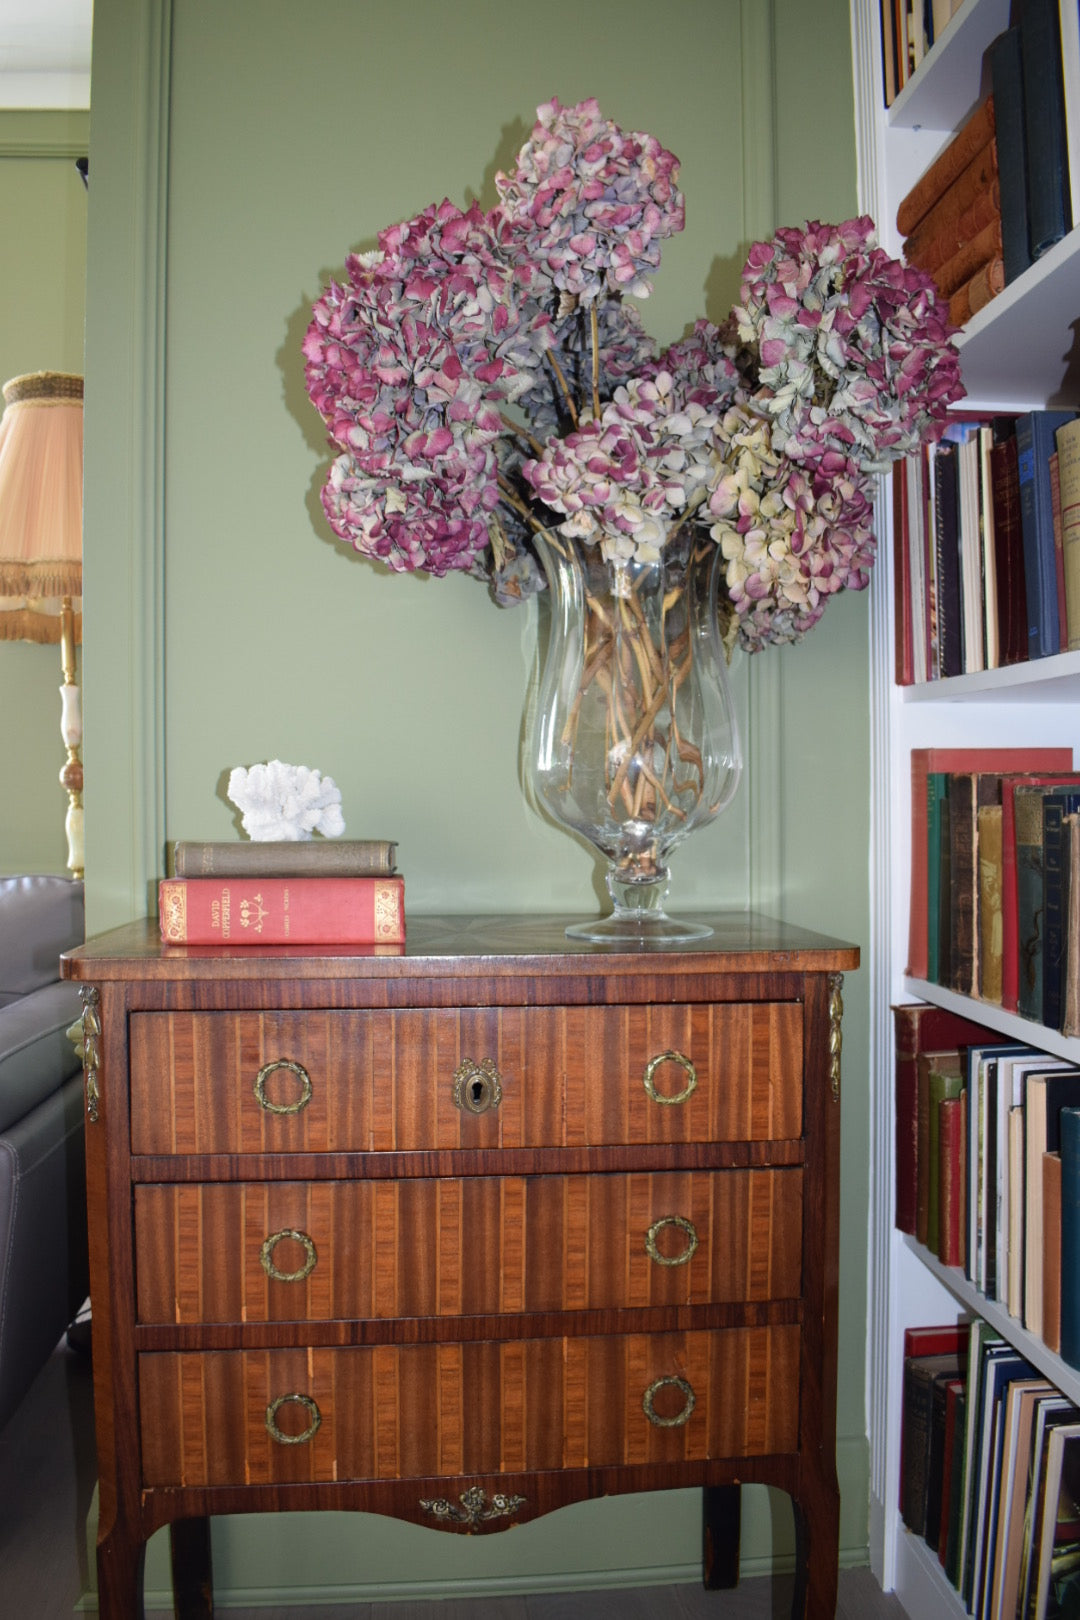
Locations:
304;102;965;648
304;198;550;573
522;372;718;564
707;408;877;649
737;216;963;471
494;97;685;304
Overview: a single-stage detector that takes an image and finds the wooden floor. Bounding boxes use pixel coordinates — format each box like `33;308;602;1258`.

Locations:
0;1334;907;1619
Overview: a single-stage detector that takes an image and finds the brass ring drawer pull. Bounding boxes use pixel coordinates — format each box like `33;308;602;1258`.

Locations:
260;1228;318;1283
642;1050;697;1106
265;1392;321;1446
254;1059;312;1115
645;1214;699;1267
642;1375;696;1429
452;1057;503;1115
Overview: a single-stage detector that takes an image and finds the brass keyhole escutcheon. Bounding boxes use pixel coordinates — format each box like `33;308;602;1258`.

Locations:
265;1392;321;1446
642;1375;696;1429
452;1057;503;1115
260;1228;318;1283
642;1050;697;1106
645;1214;699;1267
253;1059;312;1115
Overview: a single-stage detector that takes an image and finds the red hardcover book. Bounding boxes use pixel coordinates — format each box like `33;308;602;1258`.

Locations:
1000;773;1080;1011
894;1003;996;1236
990;429;1029;666
158;875;406;945
908;748;1073;982
899;1324;972;1521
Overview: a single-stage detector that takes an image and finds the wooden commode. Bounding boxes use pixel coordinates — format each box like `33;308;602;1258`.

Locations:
62;912;858;1619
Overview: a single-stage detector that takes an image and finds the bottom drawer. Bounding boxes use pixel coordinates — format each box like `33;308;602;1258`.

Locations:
139;1327;800;1488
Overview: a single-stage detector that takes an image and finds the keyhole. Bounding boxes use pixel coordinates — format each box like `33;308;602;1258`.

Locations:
470;1077;486;1107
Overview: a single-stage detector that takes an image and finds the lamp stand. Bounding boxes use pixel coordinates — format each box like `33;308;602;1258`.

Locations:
59;594;84;879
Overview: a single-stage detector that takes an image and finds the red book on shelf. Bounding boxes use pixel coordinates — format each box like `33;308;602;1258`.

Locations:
907;748;1073;982
938;1094;965;1266
158;876;406;945
893;1003;995;1237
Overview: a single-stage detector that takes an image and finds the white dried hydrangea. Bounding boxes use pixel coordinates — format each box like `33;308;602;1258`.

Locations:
226;760;345;841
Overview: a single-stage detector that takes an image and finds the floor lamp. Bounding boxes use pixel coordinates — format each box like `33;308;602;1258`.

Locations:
0;372;84;878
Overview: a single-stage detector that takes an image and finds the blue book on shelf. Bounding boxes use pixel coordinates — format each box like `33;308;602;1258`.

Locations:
988;26;1032;286
1016;410;1076;660
1060;1107;1080;1368
1020;0;1074;257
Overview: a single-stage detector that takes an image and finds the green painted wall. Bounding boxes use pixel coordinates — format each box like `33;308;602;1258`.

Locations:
81;0;870;1602
0;111;88;875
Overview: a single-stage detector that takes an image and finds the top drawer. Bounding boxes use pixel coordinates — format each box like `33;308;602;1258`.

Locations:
129;1002;803;1155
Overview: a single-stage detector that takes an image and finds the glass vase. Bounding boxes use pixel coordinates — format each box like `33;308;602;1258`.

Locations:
528;526;742;942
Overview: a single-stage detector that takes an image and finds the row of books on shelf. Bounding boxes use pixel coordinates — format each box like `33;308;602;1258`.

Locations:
880;0;966;107
895;1001;1080;1354
893;411;1080;686
156;837;405;945
908;747;1080;1034
901;1316;1080;1620
888;0;1079;330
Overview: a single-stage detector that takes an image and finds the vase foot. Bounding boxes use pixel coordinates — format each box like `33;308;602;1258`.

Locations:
565;910;714;945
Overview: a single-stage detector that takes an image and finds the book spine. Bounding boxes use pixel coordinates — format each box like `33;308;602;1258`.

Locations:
939;1094;965;1266
158;876;406;945
896;96;997;235
1044;1149;1063;1353
1020;0;1073;258
1017;413;1061;659
904;178;1002;274
948;773;979;995
1015;789;1048;1021
1065;815;1080;1038
928;773;949;984
1059;419;1080;652
947;256;1005;327
171;839;398;877
978;804;1005;1004
990;431;1029;667
934;443;962;675
929;214;1004;299
1042;795;1073;1030
988;27;1033;285
1059;1108;1080;1367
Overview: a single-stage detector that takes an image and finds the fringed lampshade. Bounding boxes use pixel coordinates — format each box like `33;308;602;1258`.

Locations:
0;372;85;877
0;372;83;644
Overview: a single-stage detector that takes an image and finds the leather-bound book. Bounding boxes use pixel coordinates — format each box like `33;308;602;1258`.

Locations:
896;96;997;235
987;26;1032;285
978;803;1005;1004
989;427;1028;667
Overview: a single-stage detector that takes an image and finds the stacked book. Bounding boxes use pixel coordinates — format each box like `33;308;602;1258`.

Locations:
893;1;1077;319
900;1315;1080;1618
906;746;1080;1034
893;413;1080;685
897;95;1004;328
158;837;404;946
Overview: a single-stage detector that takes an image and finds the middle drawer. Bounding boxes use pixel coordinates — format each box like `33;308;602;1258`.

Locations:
135;1170;803;1324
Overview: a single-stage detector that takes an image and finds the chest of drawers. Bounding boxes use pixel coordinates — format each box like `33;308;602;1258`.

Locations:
62;912;858;1619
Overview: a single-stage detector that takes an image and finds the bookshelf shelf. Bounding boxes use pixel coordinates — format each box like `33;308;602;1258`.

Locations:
903;1234;1080;1410
854;0;1080;1613
903;979;1080;1063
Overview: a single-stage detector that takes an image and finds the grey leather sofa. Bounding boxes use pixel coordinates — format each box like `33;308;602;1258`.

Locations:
0;874;89;1429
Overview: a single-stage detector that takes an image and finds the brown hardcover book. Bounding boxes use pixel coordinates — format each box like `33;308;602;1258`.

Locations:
948;256;1005;326
170;838;398;877
939;1094;965;1266
990;431;1029;667
978;803;1005;1004
922;214;1004;298
894;1002;999;1236
904;177;1002;271
948;772;1003;997
921;1049;964;1251
1044;1150;1063;1352
897;96;997;235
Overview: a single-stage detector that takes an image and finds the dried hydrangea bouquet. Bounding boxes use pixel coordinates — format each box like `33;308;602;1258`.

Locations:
304;97;962;939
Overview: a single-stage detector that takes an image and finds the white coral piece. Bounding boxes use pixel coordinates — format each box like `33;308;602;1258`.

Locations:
226;760;346;841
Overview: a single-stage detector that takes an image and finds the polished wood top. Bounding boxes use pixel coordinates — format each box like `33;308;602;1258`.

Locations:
61;911;859;983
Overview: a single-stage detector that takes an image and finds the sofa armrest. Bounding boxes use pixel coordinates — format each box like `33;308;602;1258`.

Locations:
0;982;84;1134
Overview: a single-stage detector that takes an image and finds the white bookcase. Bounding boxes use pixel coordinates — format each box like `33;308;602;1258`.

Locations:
850;1;1080;1615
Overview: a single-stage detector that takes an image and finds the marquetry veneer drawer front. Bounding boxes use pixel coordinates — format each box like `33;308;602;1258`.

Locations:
134;1169;803;1324
138;1325;801;1487
128;1003;803;1155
